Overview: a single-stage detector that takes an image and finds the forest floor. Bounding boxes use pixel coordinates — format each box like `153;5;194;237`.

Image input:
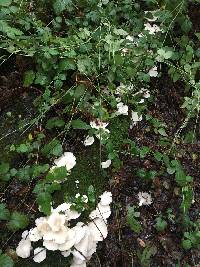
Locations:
0;3;200;267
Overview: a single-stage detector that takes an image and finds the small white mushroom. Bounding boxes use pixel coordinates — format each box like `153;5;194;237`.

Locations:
33;247;46;263
101;159;111;169
16;239;32;258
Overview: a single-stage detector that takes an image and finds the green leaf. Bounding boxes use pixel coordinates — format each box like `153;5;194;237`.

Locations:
0;253;14;267
37;192;52;215
46;166;68;182
88;185;95;203
23;70;35;87
0;203;10;221
127;206;142;233
32;164;49;178
155;217;167;232
59;58;76;71
7;212;29;231
41;139;63;157
10;168;17;177
158;128;168;137
0;163;9;175
195;33;200;40
53;0;73;14
153;151;163;161
113;28;128;36
140;146;150;158
71;119;90;130
46;117;65;130
182;239;192;250
175;169;187;187
0;0;12;6
16;144;29;153
17;166;31;182
74;85;86;99
157;48;173;59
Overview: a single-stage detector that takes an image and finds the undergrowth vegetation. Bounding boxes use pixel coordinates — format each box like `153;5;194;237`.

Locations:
0;0;200;266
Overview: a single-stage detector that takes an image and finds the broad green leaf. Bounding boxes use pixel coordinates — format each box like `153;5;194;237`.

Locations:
10;168;17;177
157;48;173;59
32;164;49;178
41;139;63;157
0;0;12;6
37;192;52;215
59;58;76;70
0;253;14;267
7;212;29;231
195;33;200;40
46;166;68;182
46;118;65;130
0;203;10;221
16;144;29;153
23;70;35;87
71;119;90;130
182;239;192;250
0;163;9;175
17;166;31;182
175;169;187;186
53;0;73;14
74;85;86;99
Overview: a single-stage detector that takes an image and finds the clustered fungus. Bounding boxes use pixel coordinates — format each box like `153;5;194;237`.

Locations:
16;192;112;267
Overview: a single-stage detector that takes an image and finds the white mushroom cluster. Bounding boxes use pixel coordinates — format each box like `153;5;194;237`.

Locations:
16;191;112;267
53;152;76;171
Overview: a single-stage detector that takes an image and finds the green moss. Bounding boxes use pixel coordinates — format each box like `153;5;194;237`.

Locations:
57;143;106;201
109;116;130;150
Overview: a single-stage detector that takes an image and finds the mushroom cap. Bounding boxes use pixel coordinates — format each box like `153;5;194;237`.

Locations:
33;247;46;263
16;239;32;259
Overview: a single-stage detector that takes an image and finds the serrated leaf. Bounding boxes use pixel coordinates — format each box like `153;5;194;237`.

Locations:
16;144;29;153
0;254;14;267
59;58;76;70
16;166;31;182
0;203;10;221
155;217;167;232
41;139;63;157
7;212;29;231
71;119;90;130
127;206;142;233
53;0;73;14
37;192;52;215
182;239;192;250
46;166;68;182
